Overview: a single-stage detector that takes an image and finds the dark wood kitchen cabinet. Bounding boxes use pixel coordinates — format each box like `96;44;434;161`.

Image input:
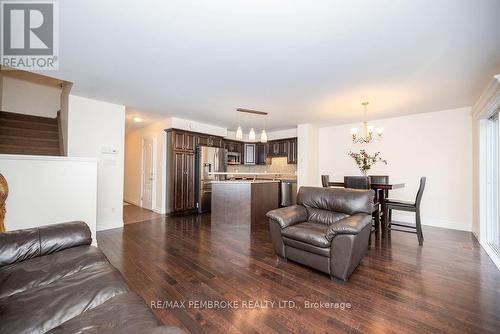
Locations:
173;131;195;151
166;129;223;214
267;138;297;164
183;152;195;210
224;140;243;153
197;134;222;147
268;141;281;155
255;143;267;165
286;138;297;164
172;151;195;212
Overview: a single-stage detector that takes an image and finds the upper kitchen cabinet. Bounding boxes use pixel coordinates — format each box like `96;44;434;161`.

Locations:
268;141;281;156
255;143;267;165
224;140;243;153
286;138;297;164
267;138;297;164
171;130;195;151
211;137;223;148
197;134;222;147
170;129;226;152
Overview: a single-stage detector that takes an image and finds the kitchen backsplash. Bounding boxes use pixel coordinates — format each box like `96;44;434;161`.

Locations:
227;157;297;175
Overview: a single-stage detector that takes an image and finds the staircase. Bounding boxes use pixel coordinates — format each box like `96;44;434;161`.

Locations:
0;111;63;156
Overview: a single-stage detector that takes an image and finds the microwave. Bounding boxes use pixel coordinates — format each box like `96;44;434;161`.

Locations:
226;152;241;165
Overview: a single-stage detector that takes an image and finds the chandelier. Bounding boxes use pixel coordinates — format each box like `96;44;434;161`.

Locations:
350;102;383;144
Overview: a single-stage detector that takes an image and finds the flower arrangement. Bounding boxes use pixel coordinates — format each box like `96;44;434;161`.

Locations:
348;150;387;176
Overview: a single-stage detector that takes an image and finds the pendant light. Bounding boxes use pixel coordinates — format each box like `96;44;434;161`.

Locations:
249;128;256;141
235;110;243;139
260;129;267;143
235;108;268;141
236;126;243;140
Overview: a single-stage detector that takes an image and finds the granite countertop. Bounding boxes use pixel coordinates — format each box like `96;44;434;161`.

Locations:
211;180;280;184
209;172;294;176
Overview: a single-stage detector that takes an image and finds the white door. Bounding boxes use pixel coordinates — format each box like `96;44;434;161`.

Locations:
141;137;154;210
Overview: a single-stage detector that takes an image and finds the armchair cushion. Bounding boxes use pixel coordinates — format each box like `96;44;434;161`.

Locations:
307;208;349;225
325;213;372;241
281;222;330;248
266;205;308;229
297;187;374;215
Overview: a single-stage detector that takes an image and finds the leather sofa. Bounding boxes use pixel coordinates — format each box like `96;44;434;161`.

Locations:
266;186;374;281
0;221;183;334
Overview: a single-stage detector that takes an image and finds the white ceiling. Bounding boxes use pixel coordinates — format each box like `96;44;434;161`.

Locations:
44;0;500;131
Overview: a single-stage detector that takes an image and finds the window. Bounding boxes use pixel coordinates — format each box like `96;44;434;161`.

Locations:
485;113;499;255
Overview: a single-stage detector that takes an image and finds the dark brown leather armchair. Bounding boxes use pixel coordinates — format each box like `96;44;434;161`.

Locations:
266;187;374;281
0;222;183;334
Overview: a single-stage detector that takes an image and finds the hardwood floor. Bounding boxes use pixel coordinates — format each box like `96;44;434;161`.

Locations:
98;213;500;334
123;203;163;225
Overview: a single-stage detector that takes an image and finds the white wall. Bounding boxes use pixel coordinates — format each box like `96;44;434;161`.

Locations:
0;155;98;245
1;76;61;117
314;107;472;231
68;95;125;231
297;123;319;188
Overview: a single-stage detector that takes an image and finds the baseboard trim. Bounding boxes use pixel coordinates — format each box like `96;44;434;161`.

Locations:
97;220;124;231
391;212;471;232
479;240;500;271
153;207;166;214
124;198;141;207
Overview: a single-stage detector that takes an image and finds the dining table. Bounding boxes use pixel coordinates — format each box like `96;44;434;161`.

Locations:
327;180;405;234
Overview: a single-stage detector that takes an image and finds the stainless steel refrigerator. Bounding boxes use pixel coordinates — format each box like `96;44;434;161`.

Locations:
195;146;227;213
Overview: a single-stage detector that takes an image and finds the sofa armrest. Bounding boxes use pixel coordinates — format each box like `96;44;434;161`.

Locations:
0;221;92;267
325;213;372;241
266;205;308;229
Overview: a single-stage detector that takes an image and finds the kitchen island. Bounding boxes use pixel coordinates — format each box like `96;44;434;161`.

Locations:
211;180;279;225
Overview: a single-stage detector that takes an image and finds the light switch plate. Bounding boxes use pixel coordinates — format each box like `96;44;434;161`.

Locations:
101;146;118;154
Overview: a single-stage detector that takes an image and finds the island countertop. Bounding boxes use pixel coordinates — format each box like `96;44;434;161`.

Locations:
210;180;279;184
209;172;295;181
209;172;294;175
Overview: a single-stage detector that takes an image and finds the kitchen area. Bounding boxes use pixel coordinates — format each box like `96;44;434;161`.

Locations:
165;128;297;224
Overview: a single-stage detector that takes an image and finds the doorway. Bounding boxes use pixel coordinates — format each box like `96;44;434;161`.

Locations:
141;136;155;210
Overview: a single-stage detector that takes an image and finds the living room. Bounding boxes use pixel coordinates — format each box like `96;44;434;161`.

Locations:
0;1;499;333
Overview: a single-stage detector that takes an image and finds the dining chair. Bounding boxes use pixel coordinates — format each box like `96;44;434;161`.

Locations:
385;177;426;245
344;176;369;189
321;175;330;188
343;176;380;231
369;175;390;220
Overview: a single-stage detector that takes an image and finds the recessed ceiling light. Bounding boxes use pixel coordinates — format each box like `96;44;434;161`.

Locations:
133;117;143;123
